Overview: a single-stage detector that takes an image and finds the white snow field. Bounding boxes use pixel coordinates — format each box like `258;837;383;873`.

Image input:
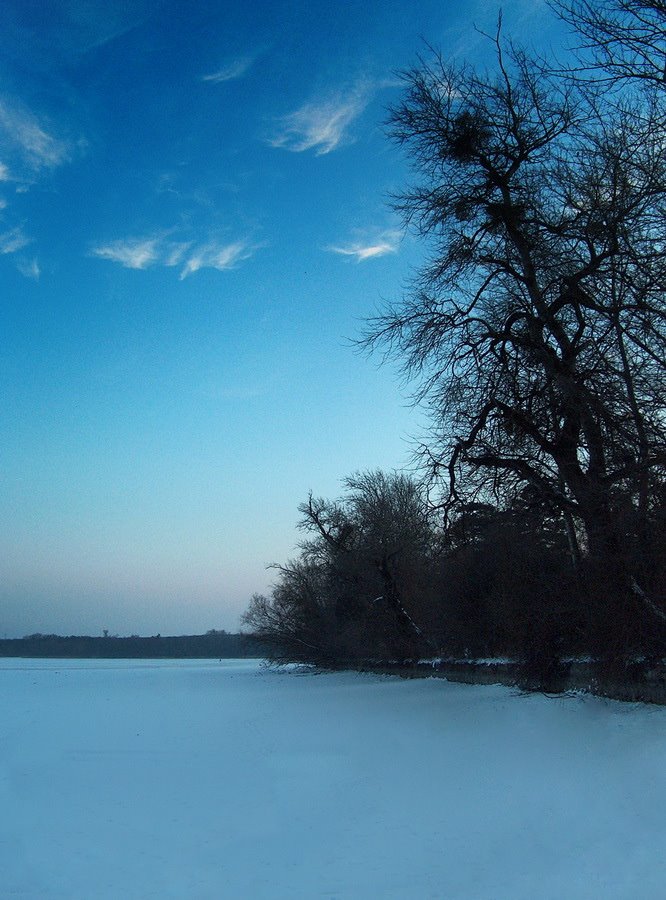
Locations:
1;659;666;900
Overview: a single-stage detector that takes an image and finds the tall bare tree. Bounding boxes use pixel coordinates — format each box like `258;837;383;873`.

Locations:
363;23;666;629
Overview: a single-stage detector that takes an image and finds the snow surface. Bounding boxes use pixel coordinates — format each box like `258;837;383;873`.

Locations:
1;658;666;899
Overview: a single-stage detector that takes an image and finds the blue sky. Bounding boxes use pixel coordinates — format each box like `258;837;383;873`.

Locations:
0;0;558;637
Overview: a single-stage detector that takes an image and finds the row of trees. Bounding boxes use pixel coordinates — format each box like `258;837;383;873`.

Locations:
244;0;666;682
243;469;666;669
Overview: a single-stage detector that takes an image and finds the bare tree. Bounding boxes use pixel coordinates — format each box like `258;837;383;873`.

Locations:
363;23;666;632
243;471;439;664
553;0;666;87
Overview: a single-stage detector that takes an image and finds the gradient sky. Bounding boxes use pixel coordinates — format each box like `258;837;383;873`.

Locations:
0;0;560;637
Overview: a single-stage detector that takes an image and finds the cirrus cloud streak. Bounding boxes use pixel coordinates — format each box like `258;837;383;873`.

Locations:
92;237;159;269
0;226;32;254
269;84;371;156
0;98;70;176
91;233;257;278
202;55;255;83
179;240;254;279
327;229;401;262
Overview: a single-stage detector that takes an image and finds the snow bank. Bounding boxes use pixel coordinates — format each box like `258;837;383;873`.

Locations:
1;659;665;899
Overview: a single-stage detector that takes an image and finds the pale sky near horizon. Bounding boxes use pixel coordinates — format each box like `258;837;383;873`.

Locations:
0;0;561;637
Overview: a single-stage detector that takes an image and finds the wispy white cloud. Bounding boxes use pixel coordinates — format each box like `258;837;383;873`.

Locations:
164;242;192;267
0;99;69;173
92;237;160;269
92;233;257;278
0;226;31;254
202;55;255;83
327;229;401;262
0;93;76;271
269;84;371;155
17;257;40;280
179;240;254;279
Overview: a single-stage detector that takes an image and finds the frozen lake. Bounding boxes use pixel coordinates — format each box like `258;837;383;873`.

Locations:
1;658;666;899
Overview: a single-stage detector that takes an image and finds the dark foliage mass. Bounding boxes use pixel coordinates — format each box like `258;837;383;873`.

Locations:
244;471;666;679
244;471;440;666
243;1;666;692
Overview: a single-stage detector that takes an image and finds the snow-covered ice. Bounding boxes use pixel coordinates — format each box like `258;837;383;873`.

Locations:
1;658;666;899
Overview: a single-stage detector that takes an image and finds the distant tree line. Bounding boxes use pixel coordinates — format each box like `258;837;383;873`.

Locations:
0;631;260;659
244;0;666;689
